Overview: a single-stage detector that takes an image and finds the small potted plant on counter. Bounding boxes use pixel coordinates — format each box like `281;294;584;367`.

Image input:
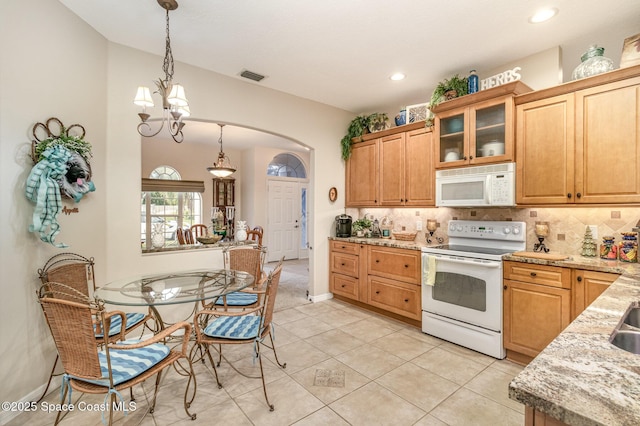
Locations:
352;218;372;237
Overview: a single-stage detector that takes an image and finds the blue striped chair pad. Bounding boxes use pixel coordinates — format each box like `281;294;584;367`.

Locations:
94;312;146;338
213;292;258;306
204;315;262;340
81;342;170;387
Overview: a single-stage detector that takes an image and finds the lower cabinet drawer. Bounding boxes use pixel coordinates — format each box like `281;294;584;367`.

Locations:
330;252;359;277
331;273;358;299
367;276;421;320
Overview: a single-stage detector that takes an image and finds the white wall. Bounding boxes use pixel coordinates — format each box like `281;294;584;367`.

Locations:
0;0;108;411
0;0;352;415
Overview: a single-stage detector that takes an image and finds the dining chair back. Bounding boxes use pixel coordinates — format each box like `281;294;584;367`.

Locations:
39;294;196;425
246;227;263;247
190;224;208;239
177;228;194;245
35;253;152;402
193;258;286;411
208;246;267;309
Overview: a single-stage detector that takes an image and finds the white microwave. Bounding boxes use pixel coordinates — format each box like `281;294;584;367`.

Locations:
436;162;516;207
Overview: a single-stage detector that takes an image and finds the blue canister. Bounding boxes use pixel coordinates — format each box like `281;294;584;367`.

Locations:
395;109;406;126
468;70;479;94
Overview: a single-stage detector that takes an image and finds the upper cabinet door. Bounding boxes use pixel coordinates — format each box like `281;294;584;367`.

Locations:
516;94;575;204
345;139;379;207
379;133;405;206
404;128;435;206
575;77;640;203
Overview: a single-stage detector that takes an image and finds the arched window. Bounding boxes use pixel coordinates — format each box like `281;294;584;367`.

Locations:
267;153;307;178
141;166;203;250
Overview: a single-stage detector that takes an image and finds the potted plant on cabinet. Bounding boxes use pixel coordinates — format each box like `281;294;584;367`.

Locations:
341;115;370;161
428;74;469;110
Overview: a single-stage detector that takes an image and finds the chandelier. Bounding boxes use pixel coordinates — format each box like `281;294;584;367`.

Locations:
207;124;236;177
134;0;189;143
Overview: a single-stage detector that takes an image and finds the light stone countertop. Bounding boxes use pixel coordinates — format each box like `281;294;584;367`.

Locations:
505;254;640;426
328;236;433;251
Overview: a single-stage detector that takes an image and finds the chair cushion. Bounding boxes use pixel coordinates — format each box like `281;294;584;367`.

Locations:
81;342;171;387
204;315;262;340
213;292;258;306
94;312;146;338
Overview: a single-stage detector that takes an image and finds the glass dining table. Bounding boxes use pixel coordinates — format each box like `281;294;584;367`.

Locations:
94;269;254;330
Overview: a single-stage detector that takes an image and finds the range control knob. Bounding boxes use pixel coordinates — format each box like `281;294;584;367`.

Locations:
449;224;456;232
456;225;463;232
512;227;521;235
503;227;511;234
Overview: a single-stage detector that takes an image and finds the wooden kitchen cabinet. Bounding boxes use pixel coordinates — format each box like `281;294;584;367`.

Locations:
432;81;531;169
345;139;378;207
503;261;572;363
379;128;435;206
515;68;640;205
329;241;422;324
329;241;363;301
572;269;619;320
346;121;433;207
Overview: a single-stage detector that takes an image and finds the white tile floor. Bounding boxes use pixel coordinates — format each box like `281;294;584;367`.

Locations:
10;261;525;426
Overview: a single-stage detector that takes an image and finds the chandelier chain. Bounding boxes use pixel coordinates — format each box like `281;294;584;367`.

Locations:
163;8;174;83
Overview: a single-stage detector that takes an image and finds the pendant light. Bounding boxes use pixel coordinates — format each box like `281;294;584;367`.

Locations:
207;124;236;177
134;0;189;143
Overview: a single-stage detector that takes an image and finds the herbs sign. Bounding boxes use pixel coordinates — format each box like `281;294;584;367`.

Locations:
480;67;521;90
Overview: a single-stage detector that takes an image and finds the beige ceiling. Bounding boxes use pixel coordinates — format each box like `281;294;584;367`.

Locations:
59;0;640;149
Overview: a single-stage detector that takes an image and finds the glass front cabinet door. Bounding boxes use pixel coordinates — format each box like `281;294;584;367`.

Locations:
433;81;531;169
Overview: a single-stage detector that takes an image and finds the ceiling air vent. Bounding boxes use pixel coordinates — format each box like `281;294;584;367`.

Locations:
239;69;266;82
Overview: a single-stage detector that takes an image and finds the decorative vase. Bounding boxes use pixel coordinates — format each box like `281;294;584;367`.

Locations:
395;110;406;126
151;223;165;248
571;45;614;80
235;220;248;242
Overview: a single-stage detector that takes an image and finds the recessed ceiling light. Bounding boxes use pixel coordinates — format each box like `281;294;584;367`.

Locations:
529;8;558;23
390;73;406;81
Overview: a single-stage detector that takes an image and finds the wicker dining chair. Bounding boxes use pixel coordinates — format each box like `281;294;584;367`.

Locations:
36;253;153;402
193;260;286;411
207;246;267;310
38;290;196;425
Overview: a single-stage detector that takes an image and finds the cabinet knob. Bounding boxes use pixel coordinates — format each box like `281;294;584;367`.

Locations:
404;264;409;268
404;298;409;303
567;193;572;198
462;156;467;160
376;290;380;295
469;155;474;160
576;192;582;198
504;285;508;290
375;259;380;263
577;276;583;282
341;263;345;266
530;272;537;277
341;284;346;288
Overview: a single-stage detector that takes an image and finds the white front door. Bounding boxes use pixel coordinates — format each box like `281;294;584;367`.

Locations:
267;180;299;262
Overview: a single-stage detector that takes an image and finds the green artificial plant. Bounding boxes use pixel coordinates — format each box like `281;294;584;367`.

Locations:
428;74;469;110
341;115;370;161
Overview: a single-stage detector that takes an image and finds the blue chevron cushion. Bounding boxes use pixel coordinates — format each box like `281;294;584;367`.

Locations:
204;315;262;340
94;312;147;338
213;292;258;306
80;342;171;386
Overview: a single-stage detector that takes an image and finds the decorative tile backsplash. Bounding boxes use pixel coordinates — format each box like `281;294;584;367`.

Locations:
346;207;640;255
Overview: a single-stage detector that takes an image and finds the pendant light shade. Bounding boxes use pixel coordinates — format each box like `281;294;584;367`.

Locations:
207;124;236;177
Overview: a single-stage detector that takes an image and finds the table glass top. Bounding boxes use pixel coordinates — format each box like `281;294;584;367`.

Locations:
94;269;254;306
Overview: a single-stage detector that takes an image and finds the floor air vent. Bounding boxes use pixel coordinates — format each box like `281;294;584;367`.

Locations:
240;69;266;82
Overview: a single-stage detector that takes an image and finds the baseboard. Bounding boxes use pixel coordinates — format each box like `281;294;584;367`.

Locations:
308;292;333;303
0;376;61;426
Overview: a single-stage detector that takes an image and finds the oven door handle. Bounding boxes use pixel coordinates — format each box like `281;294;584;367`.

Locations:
425;255;502;268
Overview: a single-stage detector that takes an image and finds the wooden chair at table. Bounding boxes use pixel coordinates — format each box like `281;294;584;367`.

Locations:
190;224;209;239
177;228;194;245
193;259;286;411
35;253;153;402
246;226;263;247
205;245;268;311
38;285;196;425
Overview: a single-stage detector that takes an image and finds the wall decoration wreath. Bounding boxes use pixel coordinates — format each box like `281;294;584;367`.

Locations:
25;117;96;247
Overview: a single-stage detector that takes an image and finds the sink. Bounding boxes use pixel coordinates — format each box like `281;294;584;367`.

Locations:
623;307;640;328
611;331;640;354
610;302;640;354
